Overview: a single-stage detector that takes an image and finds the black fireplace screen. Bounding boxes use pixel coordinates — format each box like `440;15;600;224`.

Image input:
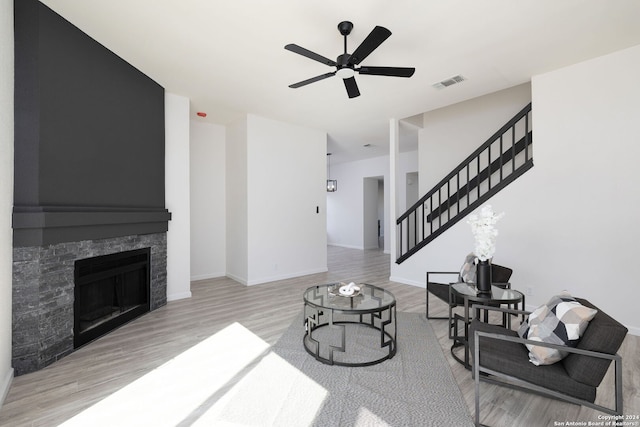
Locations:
74;248;150;348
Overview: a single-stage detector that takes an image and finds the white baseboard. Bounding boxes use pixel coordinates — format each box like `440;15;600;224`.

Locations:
246;267;329;286
389;275;425;288
327;243;364;250
224;268;331;287
626;325;640;337
0;367;13;409
190;272;225;282
167;291;192;302
225;272;248;286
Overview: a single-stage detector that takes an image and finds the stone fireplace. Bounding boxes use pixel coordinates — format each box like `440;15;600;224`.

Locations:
12;234;167;375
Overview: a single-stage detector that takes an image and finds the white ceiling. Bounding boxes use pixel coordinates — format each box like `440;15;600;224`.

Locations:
40;0;640;164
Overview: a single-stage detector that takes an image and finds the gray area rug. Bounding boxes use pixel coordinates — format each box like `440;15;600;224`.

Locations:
196;312;473;427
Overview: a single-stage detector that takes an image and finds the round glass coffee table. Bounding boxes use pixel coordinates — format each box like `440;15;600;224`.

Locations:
302;283;397;367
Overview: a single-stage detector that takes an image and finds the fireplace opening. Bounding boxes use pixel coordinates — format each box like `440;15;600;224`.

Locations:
74;248;151;348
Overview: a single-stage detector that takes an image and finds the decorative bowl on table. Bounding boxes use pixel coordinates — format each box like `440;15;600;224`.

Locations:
329;282;362;297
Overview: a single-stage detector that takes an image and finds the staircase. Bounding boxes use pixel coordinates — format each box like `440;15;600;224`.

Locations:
396;103;533;264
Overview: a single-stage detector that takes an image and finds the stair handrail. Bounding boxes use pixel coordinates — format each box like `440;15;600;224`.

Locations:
396;103;533;264
398;102;532;223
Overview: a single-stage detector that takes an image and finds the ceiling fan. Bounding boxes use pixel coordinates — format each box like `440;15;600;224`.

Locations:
285;21;415;99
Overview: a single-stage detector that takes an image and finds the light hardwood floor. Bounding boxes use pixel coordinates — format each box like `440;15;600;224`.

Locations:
0;246;637;426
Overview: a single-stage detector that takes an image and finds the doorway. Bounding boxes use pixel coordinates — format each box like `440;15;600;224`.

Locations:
363;176;385;251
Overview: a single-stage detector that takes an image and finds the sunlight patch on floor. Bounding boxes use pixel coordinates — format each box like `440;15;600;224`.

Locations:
58;323;274;426
192;352;327;426
355;406;391;426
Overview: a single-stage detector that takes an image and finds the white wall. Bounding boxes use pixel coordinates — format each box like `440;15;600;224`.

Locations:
0;0;14;405
165;93;192;301
190;120;226;280
327;151;417;253
225;117;248;284
526;44;640;334
246;114;327;285
406;172;419;208
391;47;640;334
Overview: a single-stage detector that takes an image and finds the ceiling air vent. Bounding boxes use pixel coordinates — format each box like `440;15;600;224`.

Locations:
432;75;466;90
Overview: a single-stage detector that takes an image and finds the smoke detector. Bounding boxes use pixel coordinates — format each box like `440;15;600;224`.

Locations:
432;75;466;90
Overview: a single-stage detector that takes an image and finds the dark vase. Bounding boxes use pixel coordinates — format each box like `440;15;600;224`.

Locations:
476;260;492;294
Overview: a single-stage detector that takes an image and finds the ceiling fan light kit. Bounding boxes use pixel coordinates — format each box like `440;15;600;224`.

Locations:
336;67;355;79
285;21;415;98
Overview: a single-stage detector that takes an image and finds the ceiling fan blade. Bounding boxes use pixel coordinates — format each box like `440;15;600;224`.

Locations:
343;77;360;98
285;44;337;66
349;26;392;65
289;72;336;88
358;66;415;77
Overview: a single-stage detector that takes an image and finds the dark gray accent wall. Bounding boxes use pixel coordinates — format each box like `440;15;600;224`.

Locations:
13;0;170;246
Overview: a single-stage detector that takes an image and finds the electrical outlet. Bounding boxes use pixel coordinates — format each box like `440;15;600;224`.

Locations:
526;287;533;296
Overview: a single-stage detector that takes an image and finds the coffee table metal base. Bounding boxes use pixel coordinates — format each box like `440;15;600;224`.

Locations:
303;305;396;367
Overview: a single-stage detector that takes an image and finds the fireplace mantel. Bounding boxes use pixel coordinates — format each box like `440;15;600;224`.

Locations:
12;206;171;247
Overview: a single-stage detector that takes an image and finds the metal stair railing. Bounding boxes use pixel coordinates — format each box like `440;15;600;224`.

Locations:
396;103;533;264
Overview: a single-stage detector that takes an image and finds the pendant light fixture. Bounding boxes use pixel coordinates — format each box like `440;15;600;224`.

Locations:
326;153;337;192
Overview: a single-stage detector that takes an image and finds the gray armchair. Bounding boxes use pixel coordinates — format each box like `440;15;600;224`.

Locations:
470;299;627;426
